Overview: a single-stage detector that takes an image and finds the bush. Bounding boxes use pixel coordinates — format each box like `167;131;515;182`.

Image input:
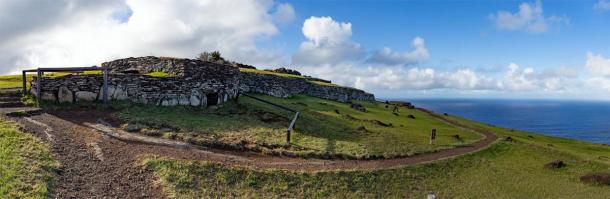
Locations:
198;51;225;63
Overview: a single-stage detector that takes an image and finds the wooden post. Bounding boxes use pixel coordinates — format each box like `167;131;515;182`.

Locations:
286;112;300;145
103;68;108;104
36;69;41;106
21;71;27;95
430;128;437;145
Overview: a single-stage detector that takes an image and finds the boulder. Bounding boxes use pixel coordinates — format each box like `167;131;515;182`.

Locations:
76;91;97;102
161;98;178;106
580;172;610;186
178;95;190;105
97;86;115;101
123;123;147;133
113;86;128;100
189;90;201;106
41;92;56;101
350;103;366;112
141;129;162;136
200;94;208;107
544;160;565;169
58;86;73;103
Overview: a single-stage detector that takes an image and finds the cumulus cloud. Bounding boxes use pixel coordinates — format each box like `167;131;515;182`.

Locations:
0;0;293;74
586;52;610;77
366;37;429;66
497;63;539;91
490;0;568;33
292;16;363;66
594;0;610;11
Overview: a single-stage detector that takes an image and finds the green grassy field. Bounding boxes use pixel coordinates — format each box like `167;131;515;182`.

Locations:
0;72;103;89
0;119;58;198
143;116;610;198
0;75;30;89
116;94;483;159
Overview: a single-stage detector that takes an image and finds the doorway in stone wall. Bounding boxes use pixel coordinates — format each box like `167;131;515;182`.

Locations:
206;92;219;106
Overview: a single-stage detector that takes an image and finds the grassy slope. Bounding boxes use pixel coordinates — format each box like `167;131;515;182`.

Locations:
0;119;58;198
239;68;343;87
117;94;482;158
141;97;610;198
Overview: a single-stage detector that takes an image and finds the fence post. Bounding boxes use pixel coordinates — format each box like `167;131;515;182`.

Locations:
36;69;41;106
22;71;27;95
103;68;108;104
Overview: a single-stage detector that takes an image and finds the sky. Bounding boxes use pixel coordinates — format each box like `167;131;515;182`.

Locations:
1;0;610;100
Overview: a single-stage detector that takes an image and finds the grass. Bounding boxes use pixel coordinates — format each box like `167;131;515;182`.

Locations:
144;119;610;198
116;94;482;159
0;119;58;198
0;72;103;89
145;71;170;77
239;68;343;87
0;75;31;89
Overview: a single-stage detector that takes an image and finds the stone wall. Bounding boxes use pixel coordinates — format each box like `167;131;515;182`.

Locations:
31;74;239;107
239;72;375;102
32;57;241;107
30;56;375;106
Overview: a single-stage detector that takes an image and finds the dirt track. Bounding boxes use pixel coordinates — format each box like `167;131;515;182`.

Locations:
0;95;498;198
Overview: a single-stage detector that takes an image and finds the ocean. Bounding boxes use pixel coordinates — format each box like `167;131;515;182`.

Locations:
401;99;610;145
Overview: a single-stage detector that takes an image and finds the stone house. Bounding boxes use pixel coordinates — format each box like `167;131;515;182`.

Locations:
30;56;375;107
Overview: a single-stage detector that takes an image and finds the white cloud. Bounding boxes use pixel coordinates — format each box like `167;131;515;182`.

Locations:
0;0;292;74
594;0;610;11
586;52;610;77
272;3;296;24
497;63;539;91
442;69;495;90
490;0;568;33
292;16;363;66
367;37;429;66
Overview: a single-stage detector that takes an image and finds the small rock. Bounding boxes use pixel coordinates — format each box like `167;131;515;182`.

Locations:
123;123;147;133
350;103;366;112
356;126;367;131
141;129;162;136
407;115;416;119
260;113;275;121
334;109;340;114
75;91;97;102
452;134;461;140
505;136;513;142
580;173;610;186
544;160;565;169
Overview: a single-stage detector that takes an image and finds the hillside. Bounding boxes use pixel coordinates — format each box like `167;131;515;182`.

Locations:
0;73;609;198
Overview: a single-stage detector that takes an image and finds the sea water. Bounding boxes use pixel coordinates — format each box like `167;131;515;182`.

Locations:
401;99;610;145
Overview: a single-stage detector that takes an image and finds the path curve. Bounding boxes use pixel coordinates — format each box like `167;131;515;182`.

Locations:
0;93;498;198
12;107;499;172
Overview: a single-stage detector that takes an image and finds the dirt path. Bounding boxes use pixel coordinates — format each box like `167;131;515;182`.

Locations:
0;90;498;198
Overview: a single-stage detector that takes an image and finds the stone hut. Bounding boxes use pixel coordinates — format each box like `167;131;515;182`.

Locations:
31;56;240;107
30;56;375;106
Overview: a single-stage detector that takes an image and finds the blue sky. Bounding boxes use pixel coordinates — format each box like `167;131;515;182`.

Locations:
1;0;610;100
276;0;609;70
